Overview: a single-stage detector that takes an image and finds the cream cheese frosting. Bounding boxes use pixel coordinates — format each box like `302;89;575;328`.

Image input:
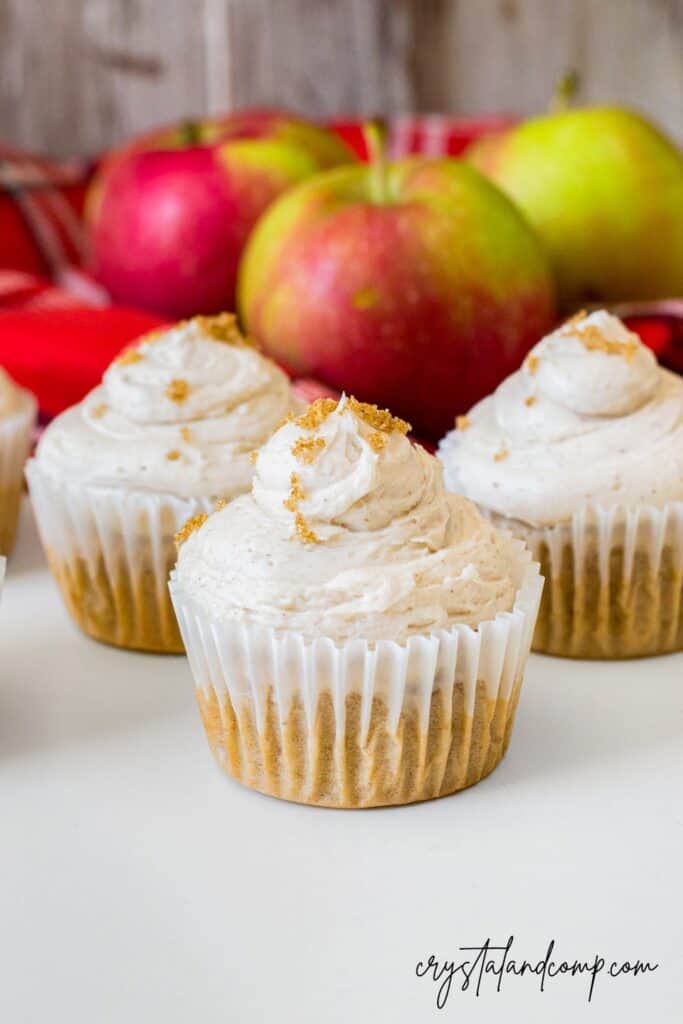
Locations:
438;310;683;527
33;314;296;498
175;395;518;642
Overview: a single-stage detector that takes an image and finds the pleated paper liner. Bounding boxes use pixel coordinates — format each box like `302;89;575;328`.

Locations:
517;502;683;658
25;460;212;653
0;394;37;555
170;537;543;808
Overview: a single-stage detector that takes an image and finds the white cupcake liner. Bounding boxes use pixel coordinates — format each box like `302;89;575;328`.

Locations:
26;459;212;653
521;501;683;658
0;393;37;554
169;536;543;808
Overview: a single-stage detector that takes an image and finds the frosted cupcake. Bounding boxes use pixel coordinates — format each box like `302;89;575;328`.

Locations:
439;310;683;658
0;367;37;554
170;396;542;808
26;314;297;653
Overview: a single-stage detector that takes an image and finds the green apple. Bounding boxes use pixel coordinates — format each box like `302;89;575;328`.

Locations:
466;107;683;310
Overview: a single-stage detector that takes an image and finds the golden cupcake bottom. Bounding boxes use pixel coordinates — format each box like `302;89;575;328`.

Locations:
26;462;212;654
45;545;183;654
196;677;523;808
0;482;25;555
492;503;683;659
171;539;542;809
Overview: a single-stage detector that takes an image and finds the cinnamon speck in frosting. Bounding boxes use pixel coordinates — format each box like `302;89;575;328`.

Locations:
91;403;108;418
166;449;181;461
525;354;540;375
493;446;509;462
180;426;192;442
214;497;228;512
166;378;190;403
456;415;470;430
248;451;259;464
174;512;208;550
524;395;536;407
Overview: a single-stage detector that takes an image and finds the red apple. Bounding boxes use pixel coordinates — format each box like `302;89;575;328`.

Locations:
238;128;556;440
86;111;356;318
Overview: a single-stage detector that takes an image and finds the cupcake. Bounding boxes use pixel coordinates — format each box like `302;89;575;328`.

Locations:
170;396;542;808
0;366;37;554
26;314;297;653
439;310;683;659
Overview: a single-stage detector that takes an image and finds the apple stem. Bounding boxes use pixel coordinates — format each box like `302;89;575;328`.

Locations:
363;120;389;204
180;119;201;146
551;70;580;112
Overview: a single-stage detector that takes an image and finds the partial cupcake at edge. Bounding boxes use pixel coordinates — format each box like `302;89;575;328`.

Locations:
170;395;543;808
26;313;299;654
0;364;37;555
438;310;683;659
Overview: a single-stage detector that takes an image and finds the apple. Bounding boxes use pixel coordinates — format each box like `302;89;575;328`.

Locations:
86;111;356;317
238;128;556;440
466;107;683;310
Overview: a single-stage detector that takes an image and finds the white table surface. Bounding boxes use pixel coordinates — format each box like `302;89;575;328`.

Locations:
2;498;682;1023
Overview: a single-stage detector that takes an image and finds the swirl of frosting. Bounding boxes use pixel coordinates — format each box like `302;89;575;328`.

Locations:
175;396;518;642
438;310;683;527
34;315;295;498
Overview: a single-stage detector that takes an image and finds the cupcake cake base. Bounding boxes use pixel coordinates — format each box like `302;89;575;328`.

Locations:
26;464;212;654
495;503;683;659
171;538;542;809
195;677;524;808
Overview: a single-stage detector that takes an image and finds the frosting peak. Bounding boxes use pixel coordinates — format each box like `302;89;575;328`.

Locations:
526;310;658;417
34;314;295;499
175;394;519;641
253;395;421;537
439;310;683;527
102;314;272;425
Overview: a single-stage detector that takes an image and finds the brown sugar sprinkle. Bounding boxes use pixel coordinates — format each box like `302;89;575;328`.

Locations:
493;445;509;462
291;396;411;436
292;435;326;463
276;411;295;430
115;348;143;366
524;395;536;407
294;512;320;545
367;431;387;452
456;415;470;431
559;310;638;360
346;396;411;434
525;354;540;375
166;449;181;461
180;426;193;442
91;403;108;419
174;513;208;550
166;378;190;403
292;398;339;431
577;326;638;361
283;472;306;512
188;312;258;348
566;309;588;327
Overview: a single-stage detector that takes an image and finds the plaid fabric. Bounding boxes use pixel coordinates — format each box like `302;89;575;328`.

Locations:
0;144;90;281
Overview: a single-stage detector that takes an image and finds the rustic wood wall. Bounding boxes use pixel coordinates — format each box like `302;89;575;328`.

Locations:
1;0;681;158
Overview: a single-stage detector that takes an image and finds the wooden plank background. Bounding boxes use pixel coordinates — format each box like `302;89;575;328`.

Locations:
0;0;681;158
